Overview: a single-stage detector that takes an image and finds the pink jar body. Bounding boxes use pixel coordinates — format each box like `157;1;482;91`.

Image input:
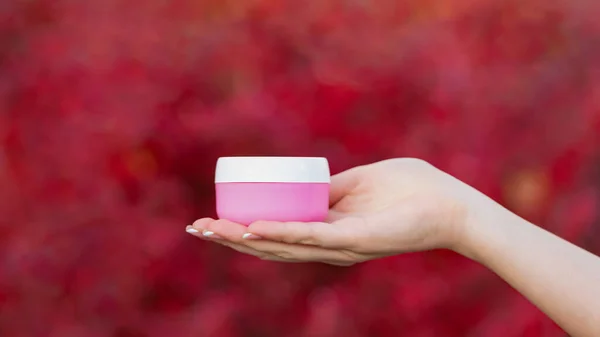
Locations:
216;182;330;225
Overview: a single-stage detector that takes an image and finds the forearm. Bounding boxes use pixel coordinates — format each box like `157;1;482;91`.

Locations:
457;195;600;337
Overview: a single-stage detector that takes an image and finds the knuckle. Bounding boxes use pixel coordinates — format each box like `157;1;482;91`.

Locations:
206;219;224;233
192;218;208;229
249;243;295;260
201;220;214;232
258;254;275;261
295;226;319;245
272;250;295;260
339;249;364;263
297;238;316;245
306;225;319;243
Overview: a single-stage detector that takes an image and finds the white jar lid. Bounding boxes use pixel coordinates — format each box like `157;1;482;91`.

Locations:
215;157;331;183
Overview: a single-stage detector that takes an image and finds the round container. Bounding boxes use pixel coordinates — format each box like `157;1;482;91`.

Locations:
215;157;330;225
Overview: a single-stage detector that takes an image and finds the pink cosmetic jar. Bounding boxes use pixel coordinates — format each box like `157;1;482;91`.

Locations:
215;157;331;225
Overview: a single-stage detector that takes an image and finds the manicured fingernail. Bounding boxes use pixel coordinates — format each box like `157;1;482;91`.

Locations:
186;227;199;234
242;233;262;240
202;230;222;239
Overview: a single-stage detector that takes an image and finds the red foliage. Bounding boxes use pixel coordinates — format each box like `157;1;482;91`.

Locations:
1;0;599;336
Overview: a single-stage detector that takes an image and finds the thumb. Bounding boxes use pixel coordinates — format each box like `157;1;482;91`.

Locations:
329;166;362;207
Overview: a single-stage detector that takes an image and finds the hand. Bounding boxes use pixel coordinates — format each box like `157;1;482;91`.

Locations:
187;158;477;266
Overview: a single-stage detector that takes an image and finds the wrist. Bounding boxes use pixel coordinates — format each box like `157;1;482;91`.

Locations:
446;192;507;261
431;194;473;253
451;191;527;263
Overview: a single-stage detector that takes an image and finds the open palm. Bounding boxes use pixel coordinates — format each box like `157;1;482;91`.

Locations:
187;159;471;266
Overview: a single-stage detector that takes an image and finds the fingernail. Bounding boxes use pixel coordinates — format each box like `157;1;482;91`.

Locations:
203;230;223;239
242;233;262;240
186;227;199;234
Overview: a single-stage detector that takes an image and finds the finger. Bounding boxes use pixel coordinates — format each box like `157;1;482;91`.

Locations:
190;218;214;231
224;241;354;266
329;167;362;207
200;218;248;241
188;218;246;241
246;218;360;249
189;220;359;265
186;219;225;240
218;242;300;263
238;239;356;263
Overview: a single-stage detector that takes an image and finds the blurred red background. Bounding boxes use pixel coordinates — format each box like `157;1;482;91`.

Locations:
1;0;600;336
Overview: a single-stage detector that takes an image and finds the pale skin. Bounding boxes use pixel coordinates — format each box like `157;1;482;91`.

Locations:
186;158;600;337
